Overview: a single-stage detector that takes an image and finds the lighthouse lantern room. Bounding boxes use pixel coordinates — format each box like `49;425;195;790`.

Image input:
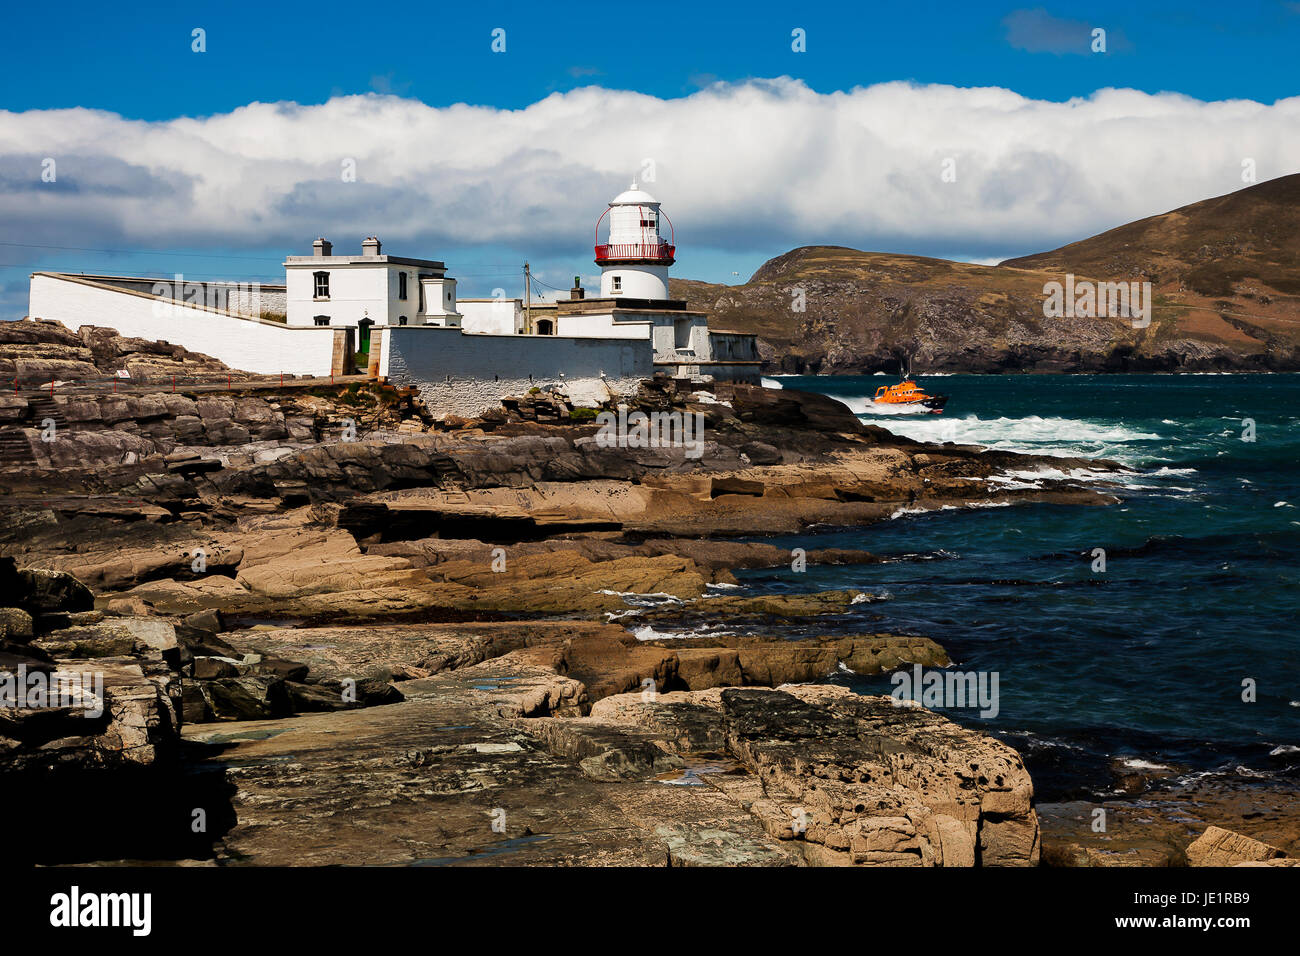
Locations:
594;182;675;300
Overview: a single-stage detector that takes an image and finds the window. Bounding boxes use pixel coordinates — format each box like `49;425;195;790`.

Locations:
313;271;330;299
611;275;622;293
313;315;330;327
398;272;408;300
398;316;408;326
640;218;656;227
536;318;554;336
674;318;692;350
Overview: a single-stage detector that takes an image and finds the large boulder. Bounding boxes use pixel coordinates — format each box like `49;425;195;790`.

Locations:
1186;826;1286;866
721;383;868;435
11;566;95;615
0;608;34;643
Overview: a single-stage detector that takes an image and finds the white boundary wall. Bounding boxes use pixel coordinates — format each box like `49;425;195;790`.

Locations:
29;273;339;376
459;299;523;335
71;276;288;318
379;325;651;417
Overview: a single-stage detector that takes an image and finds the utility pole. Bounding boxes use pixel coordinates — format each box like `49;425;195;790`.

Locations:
524;261;531;334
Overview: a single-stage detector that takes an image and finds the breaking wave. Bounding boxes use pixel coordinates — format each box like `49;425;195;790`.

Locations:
858;412;1164;464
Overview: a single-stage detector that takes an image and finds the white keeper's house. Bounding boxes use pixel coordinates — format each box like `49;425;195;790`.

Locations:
27;184;761;416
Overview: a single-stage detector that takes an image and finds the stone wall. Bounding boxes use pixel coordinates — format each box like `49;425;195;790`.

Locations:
379;325;651;417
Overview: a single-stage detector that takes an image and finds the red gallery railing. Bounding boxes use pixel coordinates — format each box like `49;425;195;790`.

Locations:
594;242;676;263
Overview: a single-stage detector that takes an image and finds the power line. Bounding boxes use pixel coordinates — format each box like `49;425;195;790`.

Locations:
0;239;531;271
0;240;286;262
530;273;573;292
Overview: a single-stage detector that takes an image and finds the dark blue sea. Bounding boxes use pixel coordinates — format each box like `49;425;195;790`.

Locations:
736;373;1300;800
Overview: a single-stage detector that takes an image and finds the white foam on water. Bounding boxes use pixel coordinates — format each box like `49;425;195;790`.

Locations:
989;466;1185;492
889;505;930;519
987;475;1044;490
760;377;784;389
846;409;1183;469
889;500;1016;520
851;590;890;604
860;412;1163;460
598;589;681;606
600;591;683;621
631;624;735;642
1120;758;1173;771
845;396;934;416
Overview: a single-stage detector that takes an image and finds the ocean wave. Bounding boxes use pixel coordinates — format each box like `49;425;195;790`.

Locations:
854;412;1166;465
760;377;784;389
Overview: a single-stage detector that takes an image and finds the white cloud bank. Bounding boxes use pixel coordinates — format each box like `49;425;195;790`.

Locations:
1;78;1297;265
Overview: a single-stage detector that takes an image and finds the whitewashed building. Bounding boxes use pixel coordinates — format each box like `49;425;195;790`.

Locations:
27;185;760;415
284;237;461;333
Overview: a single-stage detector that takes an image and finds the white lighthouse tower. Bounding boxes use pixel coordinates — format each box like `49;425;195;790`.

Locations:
594;182;675;300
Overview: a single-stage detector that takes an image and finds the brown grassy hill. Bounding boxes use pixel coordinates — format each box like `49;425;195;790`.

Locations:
672;175;1300;373
1002;174;1300;296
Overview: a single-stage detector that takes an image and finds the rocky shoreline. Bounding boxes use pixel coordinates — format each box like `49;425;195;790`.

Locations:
1;318;1292;867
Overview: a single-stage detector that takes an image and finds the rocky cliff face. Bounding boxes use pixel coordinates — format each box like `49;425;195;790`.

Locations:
673;174;1300;373
0;318;260;386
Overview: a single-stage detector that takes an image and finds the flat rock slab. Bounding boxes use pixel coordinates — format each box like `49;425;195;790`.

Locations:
182;657;1035;866
182;660;794;866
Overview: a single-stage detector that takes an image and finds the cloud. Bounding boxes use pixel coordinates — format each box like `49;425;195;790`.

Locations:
1003;8;1119;54
0;79;1296;273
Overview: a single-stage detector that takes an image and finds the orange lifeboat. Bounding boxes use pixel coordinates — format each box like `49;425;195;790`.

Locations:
871;378;948;413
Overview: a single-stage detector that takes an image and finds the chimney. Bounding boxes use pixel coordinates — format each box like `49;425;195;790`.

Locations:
570;276;584;300
312;238;333;257
362;236;382;256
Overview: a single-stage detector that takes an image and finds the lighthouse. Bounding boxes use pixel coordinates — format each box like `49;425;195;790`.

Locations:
594;182;675;300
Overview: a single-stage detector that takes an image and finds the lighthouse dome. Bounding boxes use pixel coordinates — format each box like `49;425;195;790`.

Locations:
610;182;659;205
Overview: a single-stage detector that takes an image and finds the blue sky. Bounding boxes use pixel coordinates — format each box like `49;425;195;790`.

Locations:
2;0;1298;317
6;1;1298;115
